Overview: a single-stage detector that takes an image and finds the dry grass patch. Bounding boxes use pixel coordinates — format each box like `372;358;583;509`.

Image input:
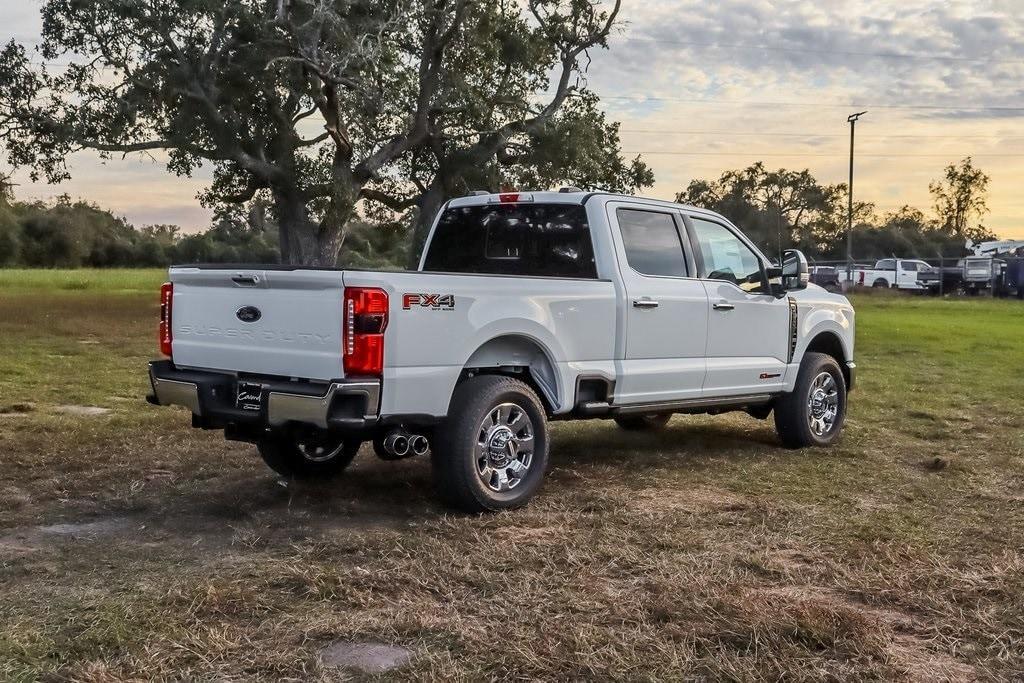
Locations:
1;286;1022;680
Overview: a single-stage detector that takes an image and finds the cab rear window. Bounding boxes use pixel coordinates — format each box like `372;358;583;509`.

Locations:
423;203;598;278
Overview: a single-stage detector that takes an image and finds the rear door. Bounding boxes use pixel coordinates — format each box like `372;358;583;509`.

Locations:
685;215;790;397
169;267;346;380
608;203;709;404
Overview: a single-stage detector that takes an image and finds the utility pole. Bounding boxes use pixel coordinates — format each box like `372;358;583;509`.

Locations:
846;111;867;282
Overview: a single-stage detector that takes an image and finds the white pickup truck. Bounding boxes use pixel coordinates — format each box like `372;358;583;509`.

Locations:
148;191;856;511
846;258;934;290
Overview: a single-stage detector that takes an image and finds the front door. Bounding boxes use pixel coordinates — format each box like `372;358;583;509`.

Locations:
686;216;791;397
609;204;709;405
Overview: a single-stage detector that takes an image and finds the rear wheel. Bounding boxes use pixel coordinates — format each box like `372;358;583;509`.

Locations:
257;429;362;478
614;413;671;431
433;375;549;512
872;278;888;288
773;352;847;448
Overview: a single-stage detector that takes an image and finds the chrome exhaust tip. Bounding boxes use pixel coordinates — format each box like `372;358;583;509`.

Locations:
409;434;430;456
383;432;410;458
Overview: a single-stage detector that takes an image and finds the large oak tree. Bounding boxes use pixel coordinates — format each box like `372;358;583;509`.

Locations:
0;0;650;265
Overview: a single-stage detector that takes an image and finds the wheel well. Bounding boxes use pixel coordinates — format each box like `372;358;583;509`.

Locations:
460;335;558;414
805;332;849;387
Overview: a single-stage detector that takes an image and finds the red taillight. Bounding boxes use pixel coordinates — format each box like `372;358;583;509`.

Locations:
343;287;388;376
492;192;533;204
159;282;173;358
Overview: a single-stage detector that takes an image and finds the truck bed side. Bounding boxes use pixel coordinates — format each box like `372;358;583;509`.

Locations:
342;270;617;417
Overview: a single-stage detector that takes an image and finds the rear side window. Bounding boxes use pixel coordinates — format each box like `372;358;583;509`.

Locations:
616;209;688;277
423;204;597;278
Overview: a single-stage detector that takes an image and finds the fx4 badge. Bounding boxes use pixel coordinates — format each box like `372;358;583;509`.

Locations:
403;293;455;310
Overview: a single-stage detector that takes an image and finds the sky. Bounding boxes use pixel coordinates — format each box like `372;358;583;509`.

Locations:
3;0;1024;239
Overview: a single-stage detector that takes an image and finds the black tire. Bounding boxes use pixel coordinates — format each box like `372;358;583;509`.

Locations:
872;279;888;288
432;375;549;513
773;352;847;448
257;430;361;479
614;413;671;431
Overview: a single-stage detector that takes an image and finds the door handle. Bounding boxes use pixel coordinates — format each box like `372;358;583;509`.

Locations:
712;301;735;311
633;298;659;309
231;274;260;287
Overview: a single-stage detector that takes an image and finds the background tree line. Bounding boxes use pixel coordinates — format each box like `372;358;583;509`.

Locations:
0;179;409;269
0;154;995;268
676;156;995;261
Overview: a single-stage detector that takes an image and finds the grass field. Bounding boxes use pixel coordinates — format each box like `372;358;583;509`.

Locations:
1;271;1022;681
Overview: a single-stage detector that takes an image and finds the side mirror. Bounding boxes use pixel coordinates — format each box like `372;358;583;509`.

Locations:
781;249;809;292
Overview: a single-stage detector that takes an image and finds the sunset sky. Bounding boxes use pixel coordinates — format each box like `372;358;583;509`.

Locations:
3;1;1024;239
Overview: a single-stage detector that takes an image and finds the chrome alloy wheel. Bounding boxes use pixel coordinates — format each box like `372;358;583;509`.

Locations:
297;438;347;463
476;403;535;492
807;371;839;437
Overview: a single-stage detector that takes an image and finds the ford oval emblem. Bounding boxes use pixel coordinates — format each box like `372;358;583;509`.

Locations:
236;306;262;323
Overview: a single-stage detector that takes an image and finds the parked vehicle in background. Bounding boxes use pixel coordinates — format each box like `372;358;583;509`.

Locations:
808;266;842;293
147;190;856;512
1005;257;1024;299
916;263;963;295
958;256;1002;295
845;259;934;290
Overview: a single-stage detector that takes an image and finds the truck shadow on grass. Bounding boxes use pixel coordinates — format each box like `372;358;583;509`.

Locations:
2;417;787;562
550;417;782;469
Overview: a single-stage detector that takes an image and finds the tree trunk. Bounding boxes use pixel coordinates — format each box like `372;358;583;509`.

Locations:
409;180;448;268
273;189;321;265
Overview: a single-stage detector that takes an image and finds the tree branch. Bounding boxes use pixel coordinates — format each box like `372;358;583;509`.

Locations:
360;187;417;211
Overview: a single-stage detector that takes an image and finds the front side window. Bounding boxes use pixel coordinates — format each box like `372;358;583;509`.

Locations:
690;218;765;292
616;209;687;277
424;203;597;278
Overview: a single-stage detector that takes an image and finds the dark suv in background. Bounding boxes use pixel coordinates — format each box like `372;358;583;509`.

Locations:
808;265;842;293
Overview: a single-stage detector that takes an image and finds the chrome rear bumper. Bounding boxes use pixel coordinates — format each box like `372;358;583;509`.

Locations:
147;360;380;429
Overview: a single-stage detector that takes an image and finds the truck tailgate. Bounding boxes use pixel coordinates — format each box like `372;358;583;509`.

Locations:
169;267;345;380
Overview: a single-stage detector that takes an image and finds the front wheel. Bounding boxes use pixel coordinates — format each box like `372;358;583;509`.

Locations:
773;352;847;448
257;430;362;479
432;375;549;512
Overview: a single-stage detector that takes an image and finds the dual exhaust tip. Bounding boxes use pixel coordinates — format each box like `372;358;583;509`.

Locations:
383;431;429;458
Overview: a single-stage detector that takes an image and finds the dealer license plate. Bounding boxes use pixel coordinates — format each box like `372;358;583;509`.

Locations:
236;382;263;412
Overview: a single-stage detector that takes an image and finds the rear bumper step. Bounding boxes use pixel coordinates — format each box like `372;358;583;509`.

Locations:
146;360;380;430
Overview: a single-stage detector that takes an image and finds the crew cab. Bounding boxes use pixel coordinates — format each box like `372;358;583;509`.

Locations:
147;191;856;512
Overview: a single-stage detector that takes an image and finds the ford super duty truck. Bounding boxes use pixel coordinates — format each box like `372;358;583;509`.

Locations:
148;191;856;512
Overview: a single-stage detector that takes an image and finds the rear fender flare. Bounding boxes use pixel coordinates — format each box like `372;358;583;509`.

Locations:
462;331;563;412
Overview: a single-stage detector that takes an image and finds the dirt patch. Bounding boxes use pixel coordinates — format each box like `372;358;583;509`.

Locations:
0;516;136;556
320;641;412;674
54;405;112;416
36;518;135;537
